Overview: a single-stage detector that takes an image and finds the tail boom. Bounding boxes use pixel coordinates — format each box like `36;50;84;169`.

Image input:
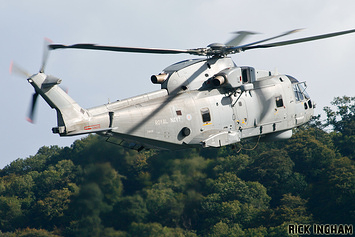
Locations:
28;73;111;136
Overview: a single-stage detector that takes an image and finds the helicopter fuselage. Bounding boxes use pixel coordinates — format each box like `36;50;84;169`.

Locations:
56;57;313;150
27;56;314;150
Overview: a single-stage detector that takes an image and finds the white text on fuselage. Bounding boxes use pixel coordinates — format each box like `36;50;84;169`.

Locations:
155;117;182;126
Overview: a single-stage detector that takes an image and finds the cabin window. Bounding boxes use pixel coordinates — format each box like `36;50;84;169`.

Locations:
275;96;284;107
201;108;211;123
242;69;249;83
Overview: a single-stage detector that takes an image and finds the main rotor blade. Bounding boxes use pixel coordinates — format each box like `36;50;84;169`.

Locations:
49;44;201;55
227;29;303;53
225;31;259;47
241;28;355;51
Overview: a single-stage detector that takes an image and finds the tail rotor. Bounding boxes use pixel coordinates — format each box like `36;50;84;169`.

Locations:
10;38;53;123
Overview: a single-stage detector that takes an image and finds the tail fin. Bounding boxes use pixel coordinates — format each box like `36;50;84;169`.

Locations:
27;72;101;136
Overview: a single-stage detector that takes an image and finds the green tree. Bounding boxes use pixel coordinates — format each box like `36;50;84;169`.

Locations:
68;183;111;237
145;187;185;227
33;187;75;229
3;174;35;200
128;222;197;237
245;149;307;205
308;156;355;223
83;163;123;205
12;227;61;237
206;221;244;237
324;96;355;160
0;95;353;236
272;193;313;225
201;172;270;229
108;194;148;231
210;172;270;208
0;146;61;176
285;130;338;181
209;154;250;177
243;226;268;237
0;196;23;232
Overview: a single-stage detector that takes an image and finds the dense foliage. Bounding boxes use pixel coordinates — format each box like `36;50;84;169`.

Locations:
1;96;354;236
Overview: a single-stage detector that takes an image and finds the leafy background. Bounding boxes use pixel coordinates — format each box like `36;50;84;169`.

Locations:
0;96;354;236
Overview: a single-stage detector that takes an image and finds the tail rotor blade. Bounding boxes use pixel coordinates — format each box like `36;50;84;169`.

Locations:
40;38;53;73
27;92;39;123
9;61;31;78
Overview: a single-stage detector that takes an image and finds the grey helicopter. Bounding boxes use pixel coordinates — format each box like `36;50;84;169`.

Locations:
12;28;355;151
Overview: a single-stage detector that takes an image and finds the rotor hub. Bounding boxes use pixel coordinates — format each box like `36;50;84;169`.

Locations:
207;43;226;50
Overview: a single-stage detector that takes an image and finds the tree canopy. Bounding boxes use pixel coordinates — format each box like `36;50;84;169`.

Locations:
0;96;354;236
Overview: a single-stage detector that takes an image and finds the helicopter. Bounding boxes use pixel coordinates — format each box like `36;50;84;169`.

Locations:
12;28;355;151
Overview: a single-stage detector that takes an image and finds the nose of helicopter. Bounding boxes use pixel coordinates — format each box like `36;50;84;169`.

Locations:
286;75;314;124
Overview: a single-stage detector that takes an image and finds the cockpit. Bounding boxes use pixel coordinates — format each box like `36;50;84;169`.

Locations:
287;75;309;100
287;75;313;109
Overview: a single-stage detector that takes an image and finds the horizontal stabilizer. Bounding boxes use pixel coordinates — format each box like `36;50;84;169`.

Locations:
42;75;62;88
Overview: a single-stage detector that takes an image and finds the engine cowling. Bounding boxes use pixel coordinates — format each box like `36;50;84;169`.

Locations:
212;74;226;86
151;73;168;84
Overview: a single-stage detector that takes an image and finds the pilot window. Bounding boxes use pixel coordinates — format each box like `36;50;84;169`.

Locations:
293;84;304;101
201;108;211;123
293;82;310;102
275;96;284;107
298;83;310;99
